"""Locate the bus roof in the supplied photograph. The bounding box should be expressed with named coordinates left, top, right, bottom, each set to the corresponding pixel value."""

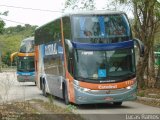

left=22, top=37, right=34, bottom=42
left=63, top=10, right=125, bottom=16
left=36, top=10, right=126, bottom=30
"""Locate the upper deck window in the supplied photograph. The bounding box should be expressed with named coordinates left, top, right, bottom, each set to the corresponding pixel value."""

left=72, top=14, right=131, bottom=43
left=19, top=40, right=34, bottom=53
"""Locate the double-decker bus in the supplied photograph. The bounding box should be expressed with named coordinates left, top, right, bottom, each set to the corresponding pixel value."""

left=17, top=37, right=35, bottom=83
left=35, top=10, right=144, bottom=105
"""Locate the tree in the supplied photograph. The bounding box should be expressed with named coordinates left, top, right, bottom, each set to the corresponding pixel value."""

left=132, top=0, right=160, bottom=88
left=2, top=51, right=12, bottom=66
left=0, top=11, right=8, bottom=34
left=0, top=11, right=7, bottom=71
left=0, top=20, right=5, bottom=34
left=65, top=0, right=95, bottom=10
left=112, top=0, right=160, bottom=88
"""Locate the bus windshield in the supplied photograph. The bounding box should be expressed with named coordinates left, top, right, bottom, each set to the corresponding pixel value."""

left=72, top=14, right=131, bottom=43
left=74, top=48, right=135, bottom=82
left=17, top=56, right=35, bottom=72
left=20, top=40, right=34, bottom=53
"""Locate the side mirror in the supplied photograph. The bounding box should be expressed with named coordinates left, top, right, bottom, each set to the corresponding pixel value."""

left=65, top=39, right=73, bottom=53
left=65, top=39, right=74, bottom=74
left=133, top=38, right=144, bottom=57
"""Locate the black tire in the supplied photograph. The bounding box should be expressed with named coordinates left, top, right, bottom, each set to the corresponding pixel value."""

left=42, top=80, right=47, bottom=97
left=34, top=81, right=37, bottom=86
left=63, top=86, right=69, bottom=105
left=113, top=102, right=122, bottom=106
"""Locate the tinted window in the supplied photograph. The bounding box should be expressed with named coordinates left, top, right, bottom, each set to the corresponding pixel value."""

left=17, top=56, right=35, bottom=72
left=35, top=19, right=61, bottom=45
left=63, top=17, right=71, bottom=40
left=72, top=14, right=131, bottom=43
left=74, top=48, right=135, bottom=82
left=19, top=40, right=34, bottom=53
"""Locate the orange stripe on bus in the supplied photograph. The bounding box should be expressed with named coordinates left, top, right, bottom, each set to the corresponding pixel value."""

left=18, top=52, right=34, bottom=57
left=60, top=18, right=75, bottom=103
left=35, top=46, right=39, bottom=88
left=66, top=70, right=75, bottom=103
left=79, top=79, right=136, bottom=90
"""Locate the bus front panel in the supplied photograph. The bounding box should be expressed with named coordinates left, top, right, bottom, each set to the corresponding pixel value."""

left=17, top=56, right=35, bottom=82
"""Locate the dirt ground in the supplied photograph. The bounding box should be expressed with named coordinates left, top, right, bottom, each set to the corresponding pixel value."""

left=137, top=88, right=160, bottom=107
left=0, top=100, right=83, bottom=120
left=137, top=88, right=160, bottom=99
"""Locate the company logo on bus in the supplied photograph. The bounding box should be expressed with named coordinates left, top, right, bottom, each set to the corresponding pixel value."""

left=45, top=43, right=63, bottom=56
left=98, top=85, right=117, bottom=89
left=45, top=43, right=57, bottom=55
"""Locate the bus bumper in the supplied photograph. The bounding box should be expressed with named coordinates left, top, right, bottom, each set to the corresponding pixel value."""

left=17, top=75, right=35, bottom=82
left=73, top=82, right=137, bottom=104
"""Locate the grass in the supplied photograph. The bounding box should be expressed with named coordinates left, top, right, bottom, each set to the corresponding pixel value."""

left=0, top=100, right=84, bottom=120
left=137, top=88, right=160, bottom=107
left=137, top=88, right=160, bottom=99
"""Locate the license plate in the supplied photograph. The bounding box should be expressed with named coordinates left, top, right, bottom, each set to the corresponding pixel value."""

left=24, top=76, right=29, bottom=80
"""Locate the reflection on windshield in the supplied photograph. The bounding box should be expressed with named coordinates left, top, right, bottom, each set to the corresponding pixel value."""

left=17, top=57, right=35, bottom=72
left=74, top=49, right=135, bottom=81
left=72, top=14, right=131, bottom=43
left=19, top=40, right=34, bottom=53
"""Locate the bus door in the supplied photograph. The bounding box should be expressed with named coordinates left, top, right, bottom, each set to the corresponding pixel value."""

left=44, top=42, right=64, bottom=98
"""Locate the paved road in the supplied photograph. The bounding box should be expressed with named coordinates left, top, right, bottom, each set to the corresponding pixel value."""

left=0, top=72, right=160, bottom=120
left=0, top=72, right=47, bottom=102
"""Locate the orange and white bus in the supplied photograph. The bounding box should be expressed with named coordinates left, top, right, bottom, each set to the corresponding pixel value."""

left=35, top=10, right=144, bottom=105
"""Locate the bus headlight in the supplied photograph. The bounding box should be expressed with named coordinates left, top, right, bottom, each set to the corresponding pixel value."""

left=73, top=80, right=79, bottom=86
left=126, top=83, right=136, bottom=90
left=126, top=86, right=131, bottom=89
left=74, top=84, right=91, bottom=92
left=73, top=80, right=91, bottom=92
left=83, top=88, right=91, bottom=92
left=78, top=87, right=91, bottom=92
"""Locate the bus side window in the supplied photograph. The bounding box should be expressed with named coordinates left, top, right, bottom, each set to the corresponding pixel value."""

left=54, top=32, right=60, bottom=40
left=63, top=17, right=72, bottom=40
left=79, top=17, right=94, bottom=37
left=53, top=19, right=61, bottom=41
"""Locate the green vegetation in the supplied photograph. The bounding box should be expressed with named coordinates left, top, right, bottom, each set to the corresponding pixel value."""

left=137, top=88, right=160, bottom=107
left=0, top=100, right=84, bottom=120
left=0, top=24, right=37, bottom=66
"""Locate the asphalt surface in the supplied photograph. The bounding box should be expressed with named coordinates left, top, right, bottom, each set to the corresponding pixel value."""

left=0, top=72, right=160, bottom=120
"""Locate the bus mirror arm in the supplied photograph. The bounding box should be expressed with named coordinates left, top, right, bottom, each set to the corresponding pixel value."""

left=69, top=58, right=74, bottom=74
left=133, top=38, right=144, bottom=57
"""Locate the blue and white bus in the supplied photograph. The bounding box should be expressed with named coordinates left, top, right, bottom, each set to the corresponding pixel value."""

left=17, top=37, right=35, bottom=83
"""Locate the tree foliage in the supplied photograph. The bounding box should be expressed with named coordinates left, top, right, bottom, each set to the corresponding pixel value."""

left=131, top=0, right=160, bottom=88
left=0, top=25, right=37, bottom=66
left=65, top=0, right=95, bottom=10
left=0, top=20, right=5, bottom=34
left=0, top=11, right=9, bottom=34
left=107, top=0, right=160, bottom=88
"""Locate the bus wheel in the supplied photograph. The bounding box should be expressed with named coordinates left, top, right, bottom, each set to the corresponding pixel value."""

left=34, top=81, right=37, bottom=86
left=113, top=102, right=122, bottom=106
left=42, top=80, right=47, bottom=97
left=63, top=86, right=69, bottom=105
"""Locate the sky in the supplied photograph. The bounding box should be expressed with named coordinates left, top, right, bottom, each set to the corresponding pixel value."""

left=0, top=0, right=65, bottom=27
left=0, top=0, right=130, bottom=27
